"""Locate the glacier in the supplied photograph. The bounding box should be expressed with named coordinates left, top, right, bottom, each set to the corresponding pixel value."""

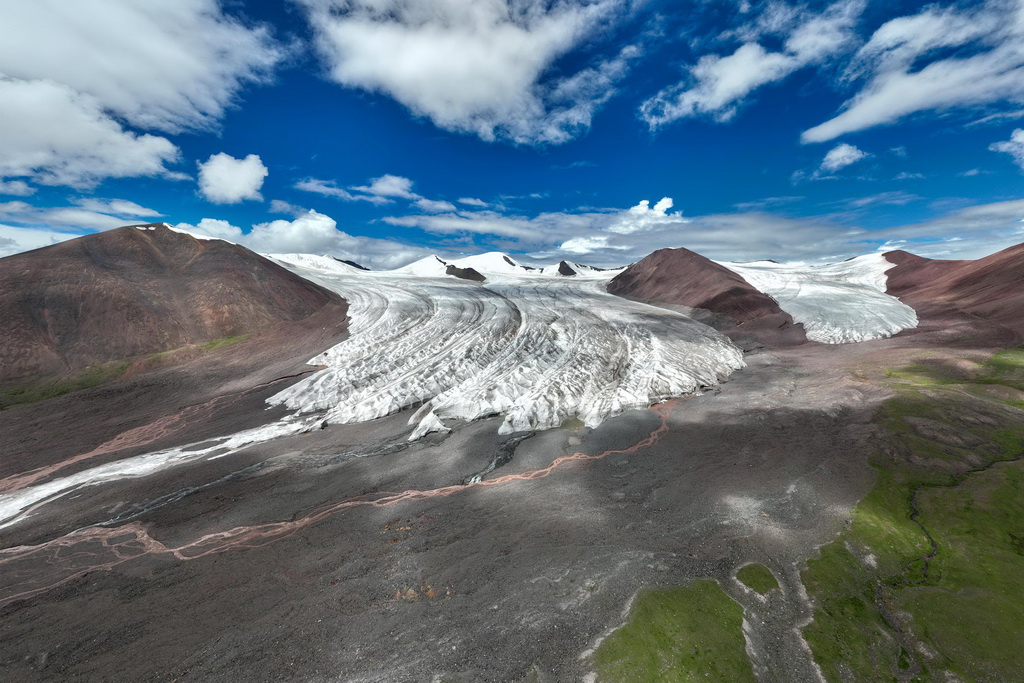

left=267, top=256, right=745, bottom=439
left=720, top=254, right=919, bottom=344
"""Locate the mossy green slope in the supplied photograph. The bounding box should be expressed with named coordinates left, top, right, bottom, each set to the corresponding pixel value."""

left=0, top=334, right=253, bottom=410
left=803, top=348, right=1024, bottom=681
left=736, top=563, right=779, bottom=595
left=0, top=361, right=129, bottom=410
left=592, top=581, right=755, bottom=682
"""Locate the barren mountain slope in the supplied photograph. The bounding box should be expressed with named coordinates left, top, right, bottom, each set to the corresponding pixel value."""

left=0, top=224, right=343, bottom=381
left=607, top=247, right=806, bottom=347
left=886, top=244, right=1024, bottom=337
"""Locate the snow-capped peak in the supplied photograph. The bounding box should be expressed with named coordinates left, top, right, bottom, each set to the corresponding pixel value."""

left=449, top=252, right=534, bottom=275
left=394, top=255, right=451, bottom=276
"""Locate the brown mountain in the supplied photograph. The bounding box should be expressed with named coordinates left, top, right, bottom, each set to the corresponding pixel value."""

left=0, top=223, right=346, bottom=382
left=607, top=247, right=806, bottom=347
left=885, top=243, right=1024, bottom=336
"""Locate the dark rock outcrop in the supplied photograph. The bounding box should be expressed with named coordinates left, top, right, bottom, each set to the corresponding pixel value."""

left=333, top=257, right=369, bottom=271
left=607, top=247, right=806, bottom=347
left=445, top=264, right=486, bottom=282
left=0, top=223, right=347, bottom=381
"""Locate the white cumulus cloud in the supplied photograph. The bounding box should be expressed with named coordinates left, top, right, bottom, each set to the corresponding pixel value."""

left=0, top=1, right=282, bottom=189
left=0, top=77, right=180, bottom=188
left=179, top=209, right=433, bottom=268
left=0, top=0, right=282, bottom=133
left=0, top=223, right=84, bottom=258
left=297, top=0, right=633, bottom=144
left=0, top=196, right=164, bottom=240
left=197, top=153, right=268, bottom=204
left=820, top=143, right=868, bottom=172
left=351, top=174, right=419, bottom=200
left=605, top=197, right=684, bottom=234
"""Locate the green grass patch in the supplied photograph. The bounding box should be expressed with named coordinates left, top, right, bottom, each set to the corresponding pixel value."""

left=883, top=362, right=958, bottom=386
left=736, top=563, right=779, bottom=595
left=199, top=333, right=251, bottom=350
left=978, top=346, right=1024, bottom=388
left=0, top=334, right=253, bottom=411
left=0, top=361, right=129, bottom=410
left=592, top=581, right=755, bottom=682
left=802, top=349, right=1024, bottom=680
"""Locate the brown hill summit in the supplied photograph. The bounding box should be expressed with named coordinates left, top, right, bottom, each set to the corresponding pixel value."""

left=607, top=247, right=806, bottom=347
left=885, top=243, right=1024, bottom=337
left=0, top=223, right=345, bottom=381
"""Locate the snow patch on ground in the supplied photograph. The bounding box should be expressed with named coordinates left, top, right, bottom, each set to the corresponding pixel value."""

left=269, top=267, right=745, bottom=439
left=721, top=254, right=918, bottom=344
left=0, top=416, right=314, bottom=530
left=166, top=224, right=238, bottom=245
left=267, top=253, right=366, bottom=275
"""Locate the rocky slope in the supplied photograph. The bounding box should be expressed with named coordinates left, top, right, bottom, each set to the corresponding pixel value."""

left=885, top=244, right=1024, bottom=337
left=607, top=247, right=806, bottom=347
left=0, top=223, right=345, bottom=382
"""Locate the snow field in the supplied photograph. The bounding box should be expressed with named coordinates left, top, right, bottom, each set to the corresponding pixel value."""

left=720, top=253, right=918, bottom=343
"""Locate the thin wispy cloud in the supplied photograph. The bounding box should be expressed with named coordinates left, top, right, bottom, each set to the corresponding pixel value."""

left=803, top=0, right=1024, bottom=142
left=641, top=0, right=864, bottom=127
left=990, top=128, right=1024, bottom=170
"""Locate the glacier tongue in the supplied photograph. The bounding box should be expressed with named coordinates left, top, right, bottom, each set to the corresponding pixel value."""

left=720, top=254, right=919, bottom=344
left=267, top=264, right=745, bottom=439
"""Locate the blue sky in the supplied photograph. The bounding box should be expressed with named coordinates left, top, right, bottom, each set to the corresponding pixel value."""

left=2, top=0, right=1024, bottom=268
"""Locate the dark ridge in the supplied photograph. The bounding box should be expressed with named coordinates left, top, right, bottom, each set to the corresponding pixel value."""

left=557, top=261, right=577, bottom=277
left=332, top=257, right=369, bottom=271
left=497, top=254, right=537, bottom=271
left=445, top=265, right=486, bottom=282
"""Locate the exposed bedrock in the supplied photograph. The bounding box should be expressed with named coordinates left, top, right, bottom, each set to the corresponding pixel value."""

left=444, top=264, right=486, bottom=282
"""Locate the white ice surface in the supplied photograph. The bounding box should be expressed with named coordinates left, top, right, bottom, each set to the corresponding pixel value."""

left=720, top=253, right=918, bottom=344
left=269, top=267, right=745, bottom=439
